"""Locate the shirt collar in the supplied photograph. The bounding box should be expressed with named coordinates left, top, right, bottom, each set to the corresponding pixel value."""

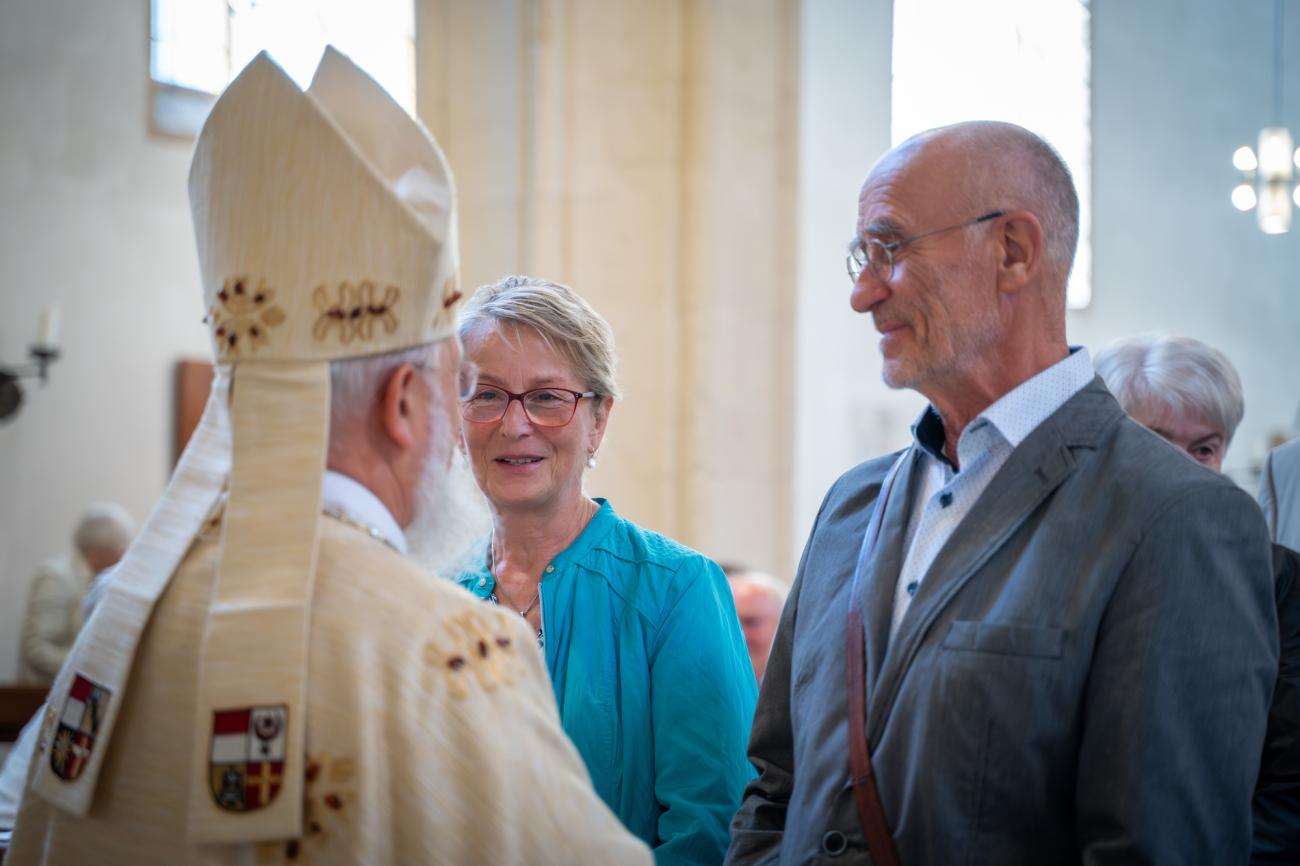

left=980, top=346, right=1094, bottom=448
left=911, top=346, right=1095, bottom=461
left=464, top=498, right=618, bottom=596
left=321, top=469, right=407, bottom=554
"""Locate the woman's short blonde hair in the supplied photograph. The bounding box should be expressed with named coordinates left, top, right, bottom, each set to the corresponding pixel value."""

left=458, top=275, right=621, bottom=400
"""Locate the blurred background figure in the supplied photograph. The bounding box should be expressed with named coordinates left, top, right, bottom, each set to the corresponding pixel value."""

left=722, top=564, right=788, bottom=683
left=18, top=502, right=134, bottom=684
left=1097, top=333, right=1300, bottom=862
left=1095, top=334, right=1243, bottom=473
left=1261, top=437, right=1300, bottom=553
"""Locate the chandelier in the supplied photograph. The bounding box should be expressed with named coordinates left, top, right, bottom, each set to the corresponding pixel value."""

left=1232, top=0, right=1300, bottom=234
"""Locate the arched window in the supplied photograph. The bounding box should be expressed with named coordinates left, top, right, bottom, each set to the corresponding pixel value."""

left=150, top=0, right=415, bottom=137
left=892, top=0, right=1092, bottom=308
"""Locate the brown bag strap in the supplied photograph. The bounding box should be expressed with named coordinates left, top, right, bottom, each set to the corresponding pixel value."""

left=847, top=603, right=901, bottom=866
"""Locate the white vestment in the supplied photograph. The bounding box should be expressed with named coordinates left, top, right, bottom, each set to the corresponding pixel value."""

left=8, top=509, right=651, bottom=865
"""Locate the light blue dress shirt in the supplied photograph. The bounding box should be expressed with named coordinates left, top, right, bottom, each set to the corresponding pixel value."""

left=892, top=348, right=1096, bottom=637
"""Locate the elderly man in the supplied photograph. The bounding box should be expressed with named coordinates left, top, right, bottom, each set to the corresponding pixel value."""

left=724, top=566, right=788, bottom=683
left=19, top=502, right=135, bottom=684
left=5, top=50, right=649, bottom=865
left=728, top=121, right=1277, bottom=865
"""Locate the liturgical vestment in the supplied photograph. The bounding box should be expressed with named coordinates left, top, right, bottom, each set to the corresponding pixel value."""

left=7, top=514, right=653, bottom=865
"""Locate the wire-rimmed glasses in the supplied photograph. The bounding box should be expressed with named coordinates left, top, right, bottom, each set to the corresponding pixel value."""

left=462, top=386, right=597, bottom=428
left=846, top=210, right=1004, bottom=283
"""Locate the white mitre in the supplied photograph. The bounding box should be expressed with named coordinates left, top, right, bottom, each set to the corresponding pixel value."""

left=30, top=47, right=463, bottom=845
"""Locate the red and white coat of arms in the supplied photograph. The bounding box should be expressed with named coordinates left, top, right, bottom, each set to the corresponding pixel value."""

left=208, top=705, right=288, bottom=812
left=49, top=673, right=111, bottom=782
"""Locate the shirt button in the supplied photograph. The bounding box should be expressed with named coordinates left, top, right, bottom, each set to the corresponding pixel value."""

left=939, top=492, right=953, bottom=508
left=906, top=581, right=918, bottom=597
left=545, top=565, right=555, bottom=573
left=477, top=577, right=487, bottom=587
left=821, top=829, right=847, bottom=856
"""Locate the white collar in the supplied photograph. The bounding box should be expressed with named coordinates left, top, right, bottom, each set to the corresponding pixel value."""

left=320, top=470, right=407, bottom=554
left=976, top=346, right=1095, bottom=448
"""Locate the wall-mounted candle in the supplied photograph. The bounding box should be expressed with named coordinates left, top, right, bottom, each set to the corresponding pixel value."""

left=35, top=304, right=60, bottom=351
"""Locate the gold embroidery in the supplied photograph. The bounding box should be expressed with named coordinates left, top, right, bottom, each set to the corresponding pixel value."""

left=312, top=281, right=400, bottom=344
left=256, top=753, right=356, bottom=864
left=207, top=277, right=286, bottom=355
left=422, top=611, right=522, bottom=698
left=441, top=272, right=462, bottom=310
left=37, top=704, right=57, bottom=753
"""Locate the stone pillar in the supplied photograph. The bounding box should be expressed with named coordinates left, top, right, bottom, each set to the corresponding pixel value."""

left=416, top=0, right=798, bottom=576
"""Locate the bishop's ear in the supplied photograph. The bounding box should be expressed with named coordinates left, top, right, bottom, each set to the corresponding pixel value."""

left=995, top=209, right=1045, bottom=293
left=380, top=362, right=421, bottom=451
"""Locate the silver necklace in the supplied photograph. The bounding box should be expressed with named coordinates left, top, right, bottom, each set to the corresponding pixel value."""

left=486, top=543, right=541, bottom=617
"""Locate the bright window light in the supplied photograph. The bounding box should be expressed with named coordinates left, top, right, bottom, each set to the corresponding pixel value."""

left=892, top=0, right=1092, bottom=309
left=150, top=0, right=415, bottom=135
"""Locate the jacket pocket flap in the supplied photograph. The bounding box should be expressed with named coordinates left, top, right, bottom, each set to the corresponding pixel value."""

left=942, top=621, right=1064, bottom=659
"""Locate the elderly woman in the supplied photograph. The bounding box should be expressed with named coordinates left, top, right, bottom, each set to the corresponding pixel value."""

left=454, top=275, right=757, bottom=864
left=1097, top=333, right=1300, bottom=859
left=1095, top=333, right=1243, bottom=471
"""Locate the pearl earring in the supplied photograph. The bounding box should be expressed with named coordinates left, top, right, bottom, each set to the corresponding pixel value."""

left=586, top=452, right=597, bottom=469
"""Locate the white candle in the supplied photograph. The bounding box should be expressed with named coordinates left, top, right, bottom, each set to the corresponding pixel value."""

left=36, top=304, right=60, bottom=350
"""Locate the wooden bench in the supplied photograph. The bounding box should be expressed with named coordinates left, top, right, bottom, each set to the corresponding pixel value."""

left=0, top=684, right=47, bottom=743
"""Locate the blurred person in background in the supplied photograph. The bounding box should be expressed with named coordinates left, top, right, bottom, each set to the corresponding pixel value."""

left=19, top=502, right=135, bottom=684
left=1097, top=332, right=1300, bottom=863
left=1261, top=437, right=1300, bottom=553
left=455, top=275, right=757, bottom=865
left=721, top=564, right=788, bottom=683
left=1094, top=333, right=1242, bottom=473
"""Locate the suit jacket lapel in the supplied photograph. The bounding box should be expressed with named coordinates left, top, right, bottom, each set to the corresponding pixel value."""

left=864, top=382, right=1122, bottom=743
left=854, top=448, right=923, bottom=701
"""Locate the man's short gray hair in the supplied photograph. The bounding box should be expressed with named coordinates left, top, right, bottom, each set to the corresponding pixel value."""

left=458, top=275, right=621, bottom=400
left=1096, top=334, right=1245, bottom=444
left=328, top=341, right=446, bottom=432
left=905, top=122, right=1078, bottom=284
left=73, top=502, right=136, bottom=555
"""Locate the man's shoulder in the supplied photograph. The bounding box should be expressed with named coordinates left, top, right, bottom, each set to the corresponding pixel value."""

left=313, top=517, right=539, bottom=690
left=1103, top=414, right=1245, bottom=500
left=1270, top=438, right=1300, bottom=479
left=31, top=550, right=78, bottom=582
left=314, top=516, right=484, bottom=617
left=817, top=450, right=907, bottom=518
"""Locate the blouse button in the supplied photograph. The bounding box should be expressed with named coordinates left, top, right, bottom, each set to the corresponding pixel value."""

left=478, top=577, right=487, bottom=587
left=545, top=565, right=555, bottom=573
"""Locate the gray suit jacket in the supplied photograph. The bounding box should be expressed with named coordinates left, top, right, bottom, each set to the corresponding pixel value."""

left=1260, top=438, right=1300, bottom=553
left=728, top=380, right=1277, bottom=865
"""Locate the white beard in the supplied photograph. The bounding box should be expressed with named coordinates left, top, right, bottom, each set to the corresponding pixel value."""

left=405, top=413, right=490, bottom=578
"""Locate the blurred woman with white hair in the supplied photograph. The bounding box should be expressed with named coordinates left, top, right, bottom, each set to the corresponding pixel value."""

left=1097, top=333, right=1300, bottom=860
left=1095, top=333, right=1244, bottom=472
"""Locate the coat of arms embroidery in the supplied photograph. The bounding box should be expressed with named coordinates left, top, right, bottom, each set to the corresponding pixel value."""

left=49, top=673, right=111, bottom=782
left=209, top=705, right=288, bottom=812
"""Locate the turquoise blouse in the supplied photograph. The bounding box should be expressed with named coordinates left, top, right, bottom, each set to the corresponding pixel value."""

left=456, top=499, right=757, bottom=865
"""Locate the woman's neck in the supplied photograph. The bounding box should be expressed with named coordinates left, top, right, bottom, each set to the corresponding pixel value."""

left=490, top=494, right=598, bottom=580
